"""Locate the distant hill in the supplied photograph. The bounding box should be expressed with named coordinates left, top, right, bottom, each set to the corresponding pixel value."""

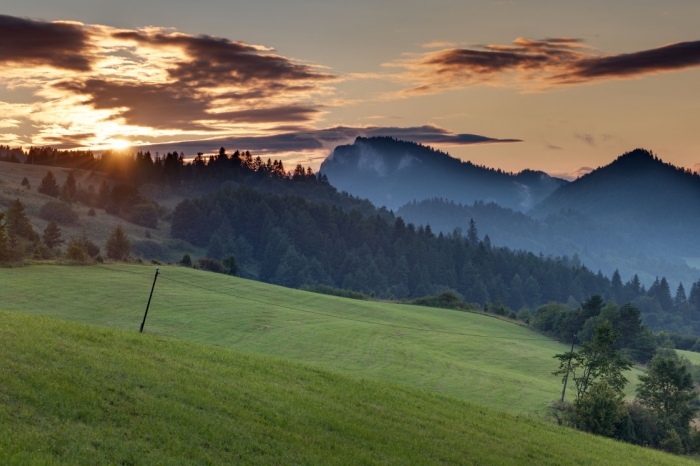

left=397, top=198, right=699, bottom=288
left=531, top=149, right=700, bottom=258
left=319, top=137, right=567, bottom=211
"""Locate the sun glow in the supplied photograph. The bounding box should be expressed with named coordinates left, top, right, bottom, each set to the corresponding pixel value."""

left=110, top=139, right=131, bottom=150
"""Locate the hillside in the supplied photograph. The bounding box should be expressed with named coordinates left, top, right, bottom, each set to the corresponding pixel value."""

left=0, top=162, right=202, bottom=262
left=319, top=137, right=567, bottom=211
left=0, top=263, right=644, bottom=414
left=396, top=198, right=700, bottom=288
left=531, top=149, right=700, bottom=259
left=1, top=311, right=688, bottom=465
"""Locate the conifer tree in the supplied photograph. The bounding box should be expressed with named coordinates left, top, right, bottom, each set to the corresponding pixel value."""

left=60, top=172, right=77, bottom=202
left=658, top=277, right=673, bottom=311
left=467, top=218, right=479, bottom=245
left=42, top=220, right=63, bottom=249
left=106, top=225, right=131, bottom=260
left=611, top=269, right=623, bottom=303
left=6, top=199, right=39, bottom=242
left=37, top=171, right=60, bottom=197
left=674, top=283, right=687, bottom=308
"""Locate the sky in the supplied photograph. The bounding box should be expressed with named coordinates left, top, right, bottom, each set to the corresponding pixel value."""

left=1, top=0, right=699, bottom=178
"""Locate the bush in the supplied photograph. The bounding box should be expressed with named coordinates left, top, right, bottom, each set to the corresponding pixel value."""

left=180, top=253, right=192, bottom=267
left=95, top=254, right=104, bottom=263
left=661, top=429, right=684, bottom=454
left=66, top=237, right=89, bottom=263
left=223, top=254, right=239, bottom=276
left=39, top=201, right=79, bottom=224
left=131, top=240, right=167, bottom=261
left=196, top=257, right=225, bottom=274
left=21, top=177, right=30, bottom=189
left=151, top=258, right=161, bottom=265
left=87, top=208, right=96, bottom=217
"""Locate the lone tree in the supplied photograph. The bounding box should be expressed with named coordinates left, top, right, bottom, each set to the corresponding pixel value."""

left=554, top=320, right=632, bottom=402
left=106, top=225, right=131, bottom=261
left=42, top=220, right=64, bottom=249
left=223, top=253, right=239, bottom=276
left=38, top=171, right=60, bottom=197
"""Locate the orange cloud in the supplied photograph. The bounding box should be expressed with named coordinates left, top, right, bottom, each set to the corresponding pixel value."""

left=0, top=15, right=335, bottom=149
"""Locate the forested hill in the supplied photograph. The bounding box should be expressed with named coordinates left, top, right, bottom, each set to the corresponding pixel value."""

left=396, top=198, right=700, bottom=289
left=531, top=149, right=700, bottom=257
left=319, top=137, right=567, bottom=211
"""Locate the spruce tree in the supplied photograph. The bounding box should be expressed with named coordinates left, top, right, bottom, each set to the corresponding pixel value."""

left=106, top=225, right=131, bottom=261
left=674, top=283, right=687, bottom=308
left=611, top=269, right=623, bottom=303
left=60, top=172, right=77, bottom=202
left=6, top=199, right=39, bottom=242
left=42, top=220, right=64, bottom=249
left=658, top=277, right=673, bottom=311
left=37, top=171, right=60, bottom=197
left=467, top=218, right=479, bottom=245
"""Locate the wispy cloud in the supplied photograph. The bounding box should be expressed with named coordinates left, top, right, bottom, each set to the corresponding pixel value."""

left=386, top=37, right=700, bottom=95
left=575, top=133, right=596, bottom=147
left=547, top=166, right=594, bottom=181
left=137, top=124, right=522, bottom=156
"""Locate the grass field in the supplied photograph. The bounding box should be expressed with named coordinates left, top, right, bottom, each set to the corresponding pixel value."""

left=0, top=263, right=643, bottom=414
left=678, top=350, right=700, bottom=365
left=0, top=311, right=691, bottom=465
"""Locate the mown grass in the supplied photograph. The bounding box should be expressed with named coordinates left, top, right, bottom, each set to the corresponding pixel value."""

left=0, top=311, right=692, bottom=465
left=0, top=264, right=642, bottom=413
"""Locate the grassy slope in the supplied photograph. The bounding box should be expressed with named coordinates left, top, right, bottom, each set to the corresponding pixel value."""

left=0, top=311, right=690, bottom=466
left=678, top=350, right=700, bottom=365
left=0, top=162, right=199, bottom=261
left=0, top=264, right=642, bottom=414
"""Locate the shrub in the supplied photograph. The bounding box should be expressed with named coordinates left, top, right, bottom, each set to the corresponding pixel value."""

left=151, top=258, right=161, bottom=265
left=87, top=208, right=96, bottom=217
left=197, top=257, right=225, bottom=274
left=21, top=177, right=30, bottom=189
left=66, top=237, right=89, bottom=263
left=95, top=254, right=104, bottom=263
left=39, top=201, right=79, bottom=224
left=180, top=253, right=192, bottom=267
left=661, top=429, right=684, bottom=454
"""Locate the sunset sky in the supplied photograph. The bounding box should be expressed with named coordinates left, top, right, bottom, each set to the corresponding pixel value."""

left=1, top=0, right=699, bottom=178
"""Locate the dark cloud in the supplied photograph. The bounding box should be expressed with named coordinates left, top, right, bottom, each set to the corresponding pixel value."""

left=137, top=124, right=521, bottom=155
left=56, top=79, right=318, bottom=131
left=113, top=30, right=334, bottom=89
left=558, top=40, right=700, bottom=82
left=0, top=15, right=92, bottom=71
left=406, top=37, right=700, bottom=91
left=575, top=133, right=596, bottom=147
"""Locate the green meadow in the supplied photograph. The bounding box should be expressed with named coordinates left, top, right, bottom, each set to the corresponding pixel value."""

left=0, top=263, right=642, bottom=414
left=0, top=311, right=691, bottom=465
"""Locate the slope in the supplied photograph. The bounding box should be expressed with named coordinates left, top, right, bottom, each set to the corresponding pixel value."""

left=0, top=263, right=642, bottom=414
left=0, top=311, right=691, bottom=466
left=319, top=137, right=566, bottom=211
left=531, top=149, right=700, bottom=260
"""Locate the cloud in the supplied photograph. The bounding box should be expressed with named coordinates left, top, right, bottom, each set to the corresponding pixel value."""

left=0, top=15, right=334, bottom=148
left=0, top=15, right=93, bottom=71
left=575, top=133, right=596, bottom=147
left=546, top=143, right=563, bottom=150
left=547, top=166, right=594, bottom=181
left=389, top=37, right=700, bottom=94
left=136, top=124, right=521, bottom=156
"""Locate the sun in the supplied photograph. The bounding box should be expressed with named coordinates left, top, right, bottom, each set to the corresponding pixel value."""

left=111, top=139, right=131, bottom=150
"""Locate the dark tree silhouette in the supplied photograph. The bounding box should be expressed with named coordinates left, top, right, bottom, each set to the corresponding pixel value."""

left=42, top=220, right=63, bottom=249
left=38, top=171, right=60, bottom=198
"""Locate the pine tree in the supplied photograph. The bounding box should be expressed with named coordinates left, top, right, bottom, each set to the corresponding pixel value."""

left=467, top=218, right=479, bottom=245
left=60, top=172, right=77, bottom=202
left=689, top=281, right=700, bottom=312
left=106, top=225, right=131, bottom=260
left=42, top=220, right=63, bottom=249
left=6, top=199, right=39, bottom=242
left=611, top=269, right=623, bottom=303
left=674, top=283, right=687, bottom=309
left=37, top=171, right=60, bottom=197
left=658, top=277, right=673, bottom=311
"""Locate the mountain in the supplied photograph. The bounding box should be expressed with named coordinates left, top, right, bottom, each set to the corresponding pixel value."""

left=531, top=149, right=700, bottom=258
left=319, top=137, right=567, bottom=211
